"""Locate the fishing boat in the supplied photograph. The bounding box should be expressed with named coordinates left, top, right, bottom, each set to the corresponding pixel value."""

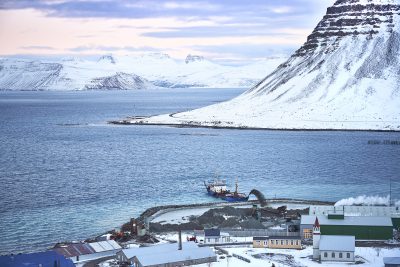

left=204, top=178, right=248, bottom=202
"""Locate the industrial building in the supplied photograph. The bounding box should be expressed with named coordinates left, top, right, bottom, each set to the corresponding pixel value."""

left=301, top=214, right=393, bottom=240
left=53, top=240, right=121, bottom=264
left=253, top=236, right=302, bottom=249
left=309, top=205, right=400, bottom=229
left=117, top=242, right=216, bottom=267
left=0, top=251, right=75, bottom=267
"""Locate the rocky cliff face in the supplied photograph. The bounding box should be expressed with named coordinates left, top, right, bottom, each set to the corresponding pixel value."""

left=249, top=0, right=400, bottom=98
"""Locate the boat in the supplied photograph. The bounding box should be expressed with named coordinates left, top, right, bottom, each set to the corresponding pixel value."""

left=204, top=178, right=249, bottom=202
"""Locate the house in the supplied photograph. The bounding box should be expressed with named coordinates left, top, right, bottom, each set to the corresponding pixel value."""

left=53, top=240, right=121, bottom=264
left=313, top=217, right=355, bottom=262
left=301, top=214, right=393, bottom=240
left=117, top=242, right=216, bottom=267
left=0, top=251, right=75, bottom=267
left=384, top=257, right=400, bottom=267
left=253, top=236, right=269, bottom=248
left=203, top=229, right=230, bottom=244
left=252, top=236, right=302, bottom=249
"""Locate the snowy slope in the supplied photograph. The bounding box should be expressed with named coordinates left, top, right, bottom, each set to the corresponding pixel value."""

left=134, top=0, right=400, bottom=131
left=0, top=53, right=286, bottom=90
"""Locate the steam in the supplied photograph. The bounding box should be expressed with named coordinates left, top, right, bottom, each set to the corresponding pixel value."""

left=335, top=195, right=399, bottom=206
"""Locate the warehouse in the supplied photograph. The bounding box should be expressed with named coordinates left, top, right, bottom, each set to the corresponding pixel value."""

left=309, top=205, right=400, bottom=229
left=117, top=242, right=216, bottom=267
left=54, top=240, right=122, bottom=264
left=301, top=215, right=393, bottom=240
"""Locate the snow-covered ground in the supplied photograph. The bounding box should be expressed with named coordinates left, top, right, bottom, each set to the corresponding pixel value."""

left=97, top=242, right=400, bottom=267
left=196, top=246, right=400, bottom=267
left=150, top=202, right=309, bottom=225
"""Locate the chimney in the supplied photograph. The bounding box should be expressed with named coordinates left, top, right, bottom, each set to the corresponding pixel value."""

left=178, top=230, right=182, bottom=250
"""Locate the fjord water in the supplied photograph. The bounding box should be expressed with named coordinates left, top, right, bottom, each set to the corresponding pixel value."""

left=0, top=88, right=399, bottom=254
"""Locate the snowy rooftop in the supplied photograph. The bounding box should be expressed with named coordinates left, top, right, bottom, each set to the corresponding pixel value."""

left=301, top=215, right=393, bottom=227
left=121, top=242, right=198, bottom=260
left=383, top=257, right=400, bottom=264
left=319, top=235, right=355, bottom=252
left=136, top=246, right=216, bottom=266
left=309, top=205, right=400, bottom=217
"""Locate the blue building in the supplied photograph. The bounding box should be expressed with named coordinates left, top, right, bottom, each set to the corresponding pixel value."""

left=0, top=251, right=75, bottom=267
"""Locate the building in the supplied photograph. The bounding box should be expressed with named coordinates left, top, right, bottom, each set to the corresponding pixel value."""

left=301, top=214, right=393, bottom=240
left=117, top=242, right=217, bottom=267
left=252, top=236, right=301, bottom=249
left=309, top=205, right=400, bottom=229
left=384, top=257, right=400, bottom=267
left=253, top=236, right=269, bottom=248
left=54, top=240, right=121, bottom=264
left=0, top=251, right=75, bottom=267
left=313, top=217, right=355, bottom=262
left=203, top=229, right=230, bottom=244
left=319, top=235, right=355, bottom=262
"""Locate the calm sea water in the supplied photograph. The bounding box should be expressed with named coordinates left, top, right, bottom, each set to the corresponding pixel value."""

left=0, top=88, right=399, bottom=254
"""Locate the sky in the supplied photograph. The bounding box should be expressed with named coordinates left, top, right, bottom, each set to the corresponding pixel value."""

left=0, top=0, right=335, bottom=64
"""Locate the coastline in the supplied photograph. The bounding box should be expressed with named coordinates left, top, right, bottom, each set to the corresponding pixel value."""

left=108, top=119, right=400, bottom=133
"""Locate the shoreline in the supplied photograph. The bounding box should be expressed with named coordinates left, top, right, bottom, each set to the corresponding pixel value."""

left=108, top=119, right=400, bottom=133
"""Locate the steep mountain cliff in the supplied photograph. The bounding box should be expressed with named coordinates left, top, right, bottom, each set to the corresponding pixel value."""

left=137, top=0, right=400, bottom=130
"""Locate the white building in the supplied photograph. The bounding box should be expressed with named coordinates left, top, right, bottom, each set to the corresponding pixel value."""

left=312, top=217, right=355, bottom=262
left=202, top=229, right=230, bottom=244
left=319, top=235, right=355, bottom=262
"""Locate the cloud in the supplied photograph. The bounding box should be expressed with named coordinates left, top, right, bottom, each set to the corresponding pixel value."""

left=69, top=45, right=159, bottom=52
left=0, top=0, right=336, bottom=63
left=21, top=45, right=55, bottom=50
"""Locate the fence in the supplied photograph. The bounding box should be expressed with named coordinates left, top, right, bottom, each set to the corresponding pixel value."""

left=220, top=228, right=300, bottom=237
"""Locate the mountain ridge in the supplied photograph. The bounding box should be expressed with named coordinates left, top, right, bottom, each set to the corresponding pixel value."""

left=0, top=53, right=287, bottom=90
left=130, top=0, right=400, bottom=131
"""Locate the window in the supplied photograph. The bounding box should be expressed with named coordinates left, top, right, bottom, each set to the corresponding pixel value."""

left=324, top=252, right=328, bottom=258
left=286, top=240, right=289, bottom=245
left=271, top=240, right=274, bottom=245
left=339, top=253, right=342, bottom=258
left=332, top=252, right=335, bottom=258
left=347, top=253, right=350, bottom=258
left=281, top=240, right=284, bottom=245
left=303, top=229, right=313, bottom=239
left=291, top=240, right=293, bottom=245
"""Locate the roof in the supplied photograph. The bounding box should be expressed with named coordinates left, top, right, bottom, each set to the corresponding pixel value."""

left=301, top=215, right=393, bottom=227
left=319, top=235, right=355, bottom=252
left=384, top=257, right=400, bottom=264
left=204, top=229, right=220, bottom=237
left=268, top=236, right=301, bottom=240
left=253, top=236, right=268, bottom=241
left=121, top=242, right=198, bottom=260
left=314, top=217, right=320, bottom=228
left=89, top=240, right=121, bottom=252
left=136, top=246, right=215, bottom=266
left=54, top=240, right=121, bottom=258
left=0, top=251, right=75, bottom=267
left=309, top=205, right=400, bottom=218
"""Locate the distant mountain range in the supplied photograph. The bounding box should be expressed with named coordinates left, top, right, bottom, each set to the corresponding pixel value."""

left=128, top=0, right=400, bottom=131
left=0, top=53, right=286, bottom=90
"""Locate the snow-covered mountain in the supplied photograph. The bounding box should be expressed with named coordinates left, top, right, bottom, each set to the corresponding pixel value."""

left=134, top=0, right=400, bottom=131
left=0, top=53, right=286, bottom=90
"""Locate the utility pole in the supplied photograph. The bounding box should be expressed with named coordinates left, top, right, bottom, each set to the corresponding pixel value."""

left=389, top=176, right=392, bottom=207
